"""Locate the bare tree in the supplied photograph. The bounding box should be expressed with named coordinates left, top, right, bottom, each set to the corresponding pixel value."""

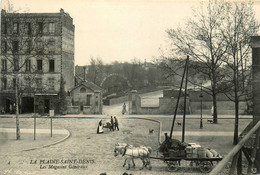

left=165, top=0, right=228, bottom=123
left=86, top=57, right=104, bottom=85
left=1, top=10, right=50, bottom=139
left=220, top=1, right=259, bottom=144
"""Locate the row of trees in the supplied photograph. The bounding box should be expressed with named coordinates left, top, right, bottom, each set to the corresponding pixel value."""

left=161, top=0, right=259, bottom=144
left=84, top=57, right=169, bottom=97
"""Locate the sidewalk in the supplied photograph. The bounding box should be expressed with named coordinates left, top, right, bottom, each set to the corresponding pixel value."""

left=0, top=128, right=69, bottom=135
left=0, top=127, right=70, bottom=154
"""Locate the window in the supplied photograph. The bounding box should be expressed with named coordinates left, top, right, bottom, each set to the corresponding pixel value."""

left=13, top=22, right=19, bottom=34
left=49, top=23, right=55, bottom=34
left=1, top=78, right=7, bottom=90
left=48, top=40, right=55, bottom=46
left=14, top=59, right=19, bottom=72
left=25, top=22, right=31, bottom=34
left=1, top=41, right=7, bottom=54
left=12, top=41, right=19, bottom=53
left=13, top=78, right=16, bottom=90
left=25, top=59, right=31, bottom=72
left=2, top=22, right=7, bottom=34
left=36, top=40, right=43, bottom=54
left=48, top=39, right=55, bottom=53
left=49, top=60, right=54, bottom=72
left=80, top=87, right=86, bottom=93
left=48, top=78, right=55, bottom=90
left=86, top=94, right=91, bottom=106
left=37, top=60, right=42, bottom=71
left=35, top=78, right=42, bottom=89
left=26, top=40, right=31, bottom=54
left=2, top=59, right=7, bottom=72
left=37, top=22, right=43, bottom=34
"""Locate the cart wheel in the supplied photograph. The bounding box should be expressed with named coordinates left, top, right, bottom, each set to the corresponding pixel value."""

left=199, top=161, right=212, bottom=173
left=252, top=164, right=257, bottom=174
left=167, top=161, right=179, bottom=172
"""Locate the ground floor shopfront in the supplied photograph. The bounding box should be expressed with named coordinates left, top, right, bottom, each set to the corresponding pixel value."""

left=0, top=92, right=58, bottom=114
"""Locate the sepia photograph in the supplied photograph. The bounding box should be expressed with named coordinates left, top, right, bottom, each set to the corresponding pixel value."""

left=0, top=0, right=260, bottom=174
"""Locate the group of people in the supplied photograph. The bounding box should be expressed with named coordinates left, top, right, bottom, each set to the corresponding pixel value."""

left=97, top=116, right=119, bottom=134
left=110, top=116, right=119, bottom=131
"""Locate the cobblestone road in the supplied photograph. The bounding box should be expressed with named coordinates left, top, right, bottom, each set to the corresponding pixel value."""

left=0, top=115, right=251, bottom=175
left=0, top=117, right=179, bottom=175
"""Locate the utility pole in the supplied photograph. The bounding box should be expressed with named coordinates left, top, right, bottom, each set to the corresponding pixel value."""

left=200, top=83, right=203, bottom=129
left=170, top=55, right=189, bottom=140
left=182, top=56, right=189, bottom=142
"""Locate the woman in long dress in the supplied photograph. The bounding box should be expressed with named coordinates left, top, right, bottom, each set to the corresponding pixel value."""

left=97, top=120, right=104, bottom=134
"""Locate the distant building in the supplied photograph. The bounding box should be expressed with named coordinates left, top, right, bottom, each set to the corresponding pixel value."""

left=68, top=81, right=103, bottom=114
left=0, top=9, right=75, bottom=114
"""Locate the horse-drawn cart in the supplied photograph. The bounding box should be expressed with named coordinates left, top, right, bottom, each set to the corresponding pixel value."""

left=150, top=154, right=222, bottom=173
left=151, top=139, right=223, bottom=173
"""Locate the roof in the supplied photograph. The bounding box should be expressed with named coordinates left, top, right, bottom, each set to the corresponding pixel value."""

left=71, top=81, right=102, bottom=92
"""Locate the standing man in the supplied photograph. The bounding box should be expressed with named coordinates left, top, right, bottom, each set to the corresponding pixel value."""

left=114, top=116, right=119, bottom=131
left=110, top=116, right=114, bottom=131
left=211, top=105, right=214, bottom=118
left=122, top=103, right=127, bottom=114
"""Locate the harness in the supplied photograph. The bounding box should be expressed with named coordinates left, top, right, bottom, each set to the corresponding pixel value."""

left=122, top=146, right=127, bottom=156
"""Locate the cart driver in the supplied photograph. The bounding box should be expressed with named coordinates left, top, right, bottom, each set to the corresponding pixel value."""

left=164, top=133, right=170, bottom=143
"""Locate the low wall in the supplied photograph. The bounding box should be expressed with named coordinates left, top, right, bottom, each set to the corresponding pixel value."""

left=191, top=101, right=248, bottom=115
left=159, top=97, right=190, bottom=114
left=83, top=106, right=92, bottom=114
left=133, top=96, right=248, bottom=115
left=137, top=107, right=160, bottom=114
left=67, top=106, right=80, bottom=114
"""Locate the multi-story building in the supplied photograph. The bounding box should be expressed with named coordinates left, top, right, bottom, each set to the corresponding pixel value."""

left=0, top=9, right=74, bottom=114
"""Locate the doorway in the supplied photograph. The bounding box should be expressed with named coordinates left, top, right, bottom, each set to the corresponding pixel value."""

left=44, top=99, right=50, bottom=113
left=21, top=97, right=34, bottom=113
left=80, top=104, right=83, bottom=111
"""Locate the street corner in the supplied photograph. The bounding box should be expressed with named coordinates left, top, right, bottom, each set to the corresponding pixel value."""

left=0, top=128, right=70, bottom=155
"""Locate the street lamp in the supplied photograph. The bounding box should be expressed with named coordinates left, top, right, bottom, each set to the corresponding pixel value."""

left=199, top=83, right=203, bottom=129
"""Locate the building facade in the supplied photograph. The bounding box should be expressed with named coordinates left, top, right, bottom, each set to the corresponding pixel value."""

left=0, top=9, right=74, bottom=114
left=68, top=81, right=103, bottom=114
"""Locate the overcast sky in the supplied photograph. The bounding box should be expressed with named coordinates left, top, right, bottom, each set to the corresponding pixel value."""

left=2, top=0, right=260, bottom=65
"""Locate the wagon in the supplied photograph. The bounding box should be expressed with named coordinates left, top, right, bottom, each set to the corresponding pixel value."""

left=150, top=153, right=223, bottom=173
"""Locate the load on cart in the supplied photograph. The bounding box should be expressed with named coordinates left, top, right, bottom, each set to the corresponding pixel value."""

left=157, top=133, right=222, bottom=172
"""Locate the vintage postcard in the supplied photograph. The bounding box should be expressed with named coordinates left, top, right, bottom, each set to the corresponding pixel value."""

left=0, top=0, right=260, bottom=175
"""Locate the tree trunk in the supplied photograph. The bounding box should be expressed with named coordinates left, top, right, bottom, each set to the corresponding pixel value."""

left=212, top=92, right=218, bottom=124
left=211, top=63, right=218, bottom=124
left=233, top=96, right=239, bottom=145
left=233, top=48, right=239, bottom=145
left=15, top=74, right=20, bottom=140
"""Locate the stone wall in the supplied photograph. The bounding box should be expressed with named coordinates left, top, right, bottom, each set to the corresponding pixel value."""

left=67, top=106, right=80, bottom=114
left=129, top=90, right=249, bottom=115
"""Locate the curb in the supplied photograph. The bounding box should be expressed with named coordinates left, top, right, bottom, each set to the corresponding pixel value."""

left=1, top=128, right=71, bottom=155
left=22, top=128, right=71, bottom=152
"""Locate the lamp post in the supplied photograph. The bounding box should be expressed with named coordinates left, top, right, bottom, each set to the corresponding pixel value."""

left=199, top=83, right=203, bottom=129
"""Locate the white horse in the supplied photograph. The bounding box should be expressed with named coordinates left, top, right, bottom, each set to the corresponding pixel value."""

left=114, top=143, right=152, bottom=170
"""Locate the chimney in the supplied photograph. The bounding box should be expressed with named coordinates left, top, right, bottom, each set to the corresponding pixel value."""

left=83, top=66, right=86, bottom=81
